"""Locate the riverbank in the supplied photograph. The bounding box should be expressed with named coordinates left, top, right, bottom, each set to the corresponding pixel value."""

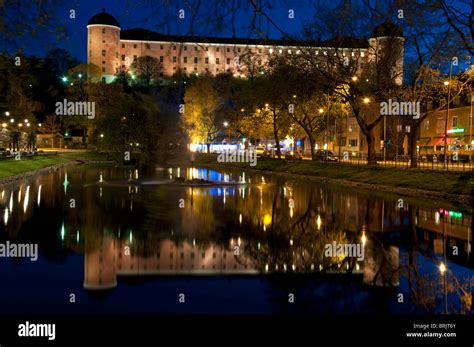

left=194, top=154, right=474, bottom=204
left=0, top=152, right=115, bottom=184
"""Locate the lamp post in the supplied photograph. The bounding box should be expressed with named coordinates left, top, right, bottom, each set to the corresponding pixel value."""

left=443, top=59, right=454, bottom=170
left=326, top=93, right=330, bottom=161
left=223, top=121, right=229, bottom=144
left=470, top=94, right=473, bottom=165
left=383, top=113, right=387, bottom=162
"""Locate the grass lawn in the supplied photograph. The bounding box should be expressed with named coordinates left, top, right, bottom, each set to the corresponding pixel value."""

left=0, top=152, right=114, bottom=179
left=196, top=153, right=474, bottom=197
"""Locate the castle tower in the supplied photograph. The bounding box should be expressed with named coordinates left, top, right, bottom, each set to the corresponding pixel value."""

left=83, top=234, right=117, bottom=290
left=87, top=9, right=121, bottom=83
left=368, top=20, right=404, bottom=86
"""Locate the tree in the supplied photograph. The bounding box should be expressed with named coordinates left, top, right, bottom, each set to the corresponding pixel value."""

left=182, top=74, right=222, bottom=152
left=438, top=0, right=474, bottom=56
left=267, top=56, right=347, bottom=160
left=130, top=56, right=162, bottom=87
left=253, top=67, right=293, bottom=158
left=8, top=130, right=21, bottom=151
left=26, top=130, right=36, bottom=151
left=61, top=63, right=103, bottom=145
left=217, top=76, right=271, bottom=148
left=42, top=114, right=60, bottom=148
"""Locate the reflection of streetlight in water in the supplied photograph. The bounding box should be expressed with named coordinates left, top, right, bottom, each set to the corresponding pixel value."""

left=440, top=261, right=448, bottom=314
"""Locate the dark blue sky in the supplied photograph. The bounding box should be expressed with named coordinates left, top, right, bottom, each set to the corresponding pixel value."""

left=20, top=0, right=317, bottom=62
left=3, top=0, right=470, bottom=75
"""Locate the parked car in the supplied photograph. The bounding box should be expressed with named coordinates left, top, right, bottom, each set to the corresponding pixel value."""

left=285, top=150, right=303, bottom=160
left=315, top=149, right=337, bottom=162
left=255, top=145, right=266, bottom=155
left=0, top=148, right=11, bottom=158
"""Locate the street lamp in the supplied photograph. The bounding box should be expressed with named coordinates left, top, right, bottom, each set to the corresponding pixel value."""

left=223, top=122, right=230, bottom=144
left=469, top=94, right=473, bottom=165
left=352, top=76, right=358, bottom=82
left=5, top=111, right=9, bottom=116
left=443, top=59, right=454, bottom=170
left=363, top=97, right=371, bottom=104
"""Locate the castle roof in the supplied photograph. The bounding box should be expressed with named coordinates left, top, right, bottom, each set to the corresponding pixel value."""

left=88, top=9, right=120, bottom=27
left=371, top=20, right=403, bottom=38
left=120, top=28, right=368, bottom=48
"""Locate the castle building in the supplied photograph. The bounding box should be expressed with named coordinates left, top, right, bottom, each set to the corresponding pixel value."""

left=87, top=10, right=404, bottom=84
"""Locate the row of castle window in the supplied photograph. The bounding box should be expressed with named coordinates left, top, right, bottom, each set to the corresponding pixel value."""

left=111, top=54, right=261, bottom=66
left=119, top=43, right=253, bottom=53
left=98, top=47, right=362, bottom=60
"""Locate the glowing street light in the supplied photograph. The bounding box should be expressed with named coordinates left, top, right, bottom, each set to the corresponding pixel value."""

left=5, top=111, right=9, bottom=116
left=363, top=97, right=371, bottom=104
left=223, top=122, right=229, bottom=127
left=10, top=118, right=14, bottom=123
left=351, top=76, right=358, bottom=82
left=439, top=262, right=446, bottom=274
left=318, top=108, right=324, bottom=114
left=443, top=81, right=449, bottom=86
left=1, top=123, right=7, bottom=128
left=61, top=76, right=68, bottom=83
left=361, top=232, right=367, bottom=246
left=100, top=134, right=104, bottom=138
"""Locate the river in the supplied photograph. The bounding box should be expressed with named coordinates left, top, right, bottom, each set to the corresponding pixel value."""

left=0, top=164, right=472, bottom=315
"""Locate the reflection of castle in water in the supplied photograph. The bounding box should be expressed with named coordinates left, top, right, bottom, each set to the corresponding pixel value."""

left=84, top=237, right=257, bottom=290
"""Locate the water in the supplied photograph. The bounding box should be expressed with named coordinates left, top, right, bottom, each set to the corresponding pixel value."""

left=0, top=164, right=472, bottom=315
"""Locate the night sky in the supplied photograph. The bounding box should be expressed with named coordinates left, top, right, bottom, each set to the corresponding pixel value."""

left=10, top=0, right=316, bottom=62
left=3, top=0, right=470, bottom=73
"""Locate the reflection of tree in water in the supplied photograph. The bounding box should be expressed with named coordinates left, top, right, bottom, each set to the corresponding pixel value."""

left=243, top=186, right=353, bottom=273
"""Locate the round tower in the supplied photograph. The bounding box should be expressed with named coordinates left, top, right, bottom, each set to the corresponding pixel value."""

left=368, top=20, right=404, bottom=85
left=87, top=9, right=121, bottom=83
left=84, top=234, right=117, bottom=290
